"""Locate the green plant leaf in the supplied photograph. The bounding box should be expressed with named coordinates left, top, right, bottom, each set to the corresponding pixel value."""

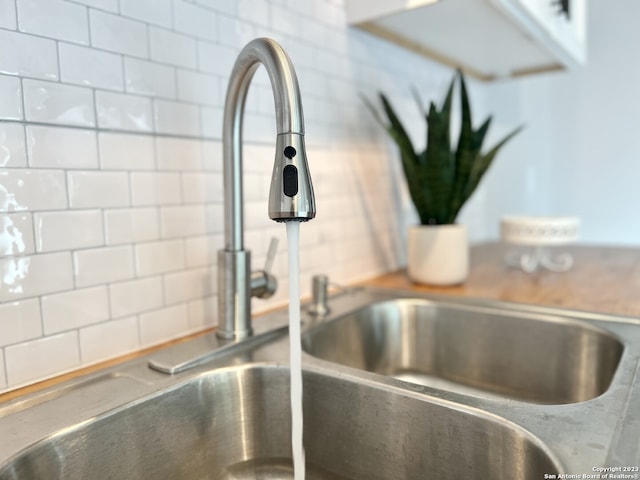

left=411, top=86, right=427, bottom=117
left=462, top=125, right=524, bottom=208
left=440, top=76, right=455, bottom=133
left=379, top=94, right=415, bottom=154
left=361, top=70, right=522, bottom=226
left=449, top=116, right=493, bottom=222
left=424, top=80, right=455, bottom=224
left=361, top=93, right=431, bottom=224
left=449, top=71, right=474, bottom=223
left=360, top=94, right=388, bottom=129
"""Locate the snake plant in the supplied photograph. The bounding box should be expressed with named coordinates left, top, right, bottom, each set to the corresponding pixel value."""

left=365, top=70, right=522, bottom=225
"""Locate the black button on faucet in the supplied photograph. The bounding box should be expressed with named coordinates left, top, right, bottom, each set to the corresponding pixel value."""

left=284, top=146, right=296, bottom=159
left=283, top=164, right=298, bottom=197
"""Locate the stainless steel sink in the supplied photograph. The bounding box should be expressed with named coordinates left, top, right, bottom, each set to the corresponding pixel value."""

left=0, top=365, right=560, bottom=480
left=302, top=297, right=624, bottom=404
left=1, top=287, right=640, bottom=478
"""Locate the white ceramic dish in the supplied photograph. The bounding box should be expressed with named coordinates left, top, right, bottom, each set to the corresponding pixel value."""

left=500, top=216, right=580, bottom=246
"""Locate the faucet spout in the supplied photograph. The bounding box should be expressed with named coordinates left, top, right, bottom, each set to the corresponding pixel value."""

left=218, top=38, right=316, bottom=340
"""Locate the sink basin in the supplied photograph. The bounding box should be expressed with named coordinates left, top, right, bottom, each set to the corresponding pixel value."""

left=302, top=298, right=624, bottom=404
left=3, top=288, right=639, bottom=478
left=0, top=365, right=560, bottom=479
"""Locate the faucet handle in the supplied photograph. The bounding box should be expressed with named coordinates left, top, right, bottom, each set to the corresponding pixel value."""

left=250, top=237, right=278, bottom=299
left=264, top=236, right=278, bottom=273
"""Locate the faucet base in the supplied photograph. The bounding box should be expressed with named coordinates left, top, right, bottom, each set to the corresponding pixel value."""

left=217, top=250, right=252, bottom=340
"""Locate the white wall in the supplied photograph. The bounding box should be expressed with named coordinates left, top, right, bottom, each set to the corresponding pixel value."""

left=0, top=0, right=473, bottom=392
left=482, top=0, right=640, bottom=245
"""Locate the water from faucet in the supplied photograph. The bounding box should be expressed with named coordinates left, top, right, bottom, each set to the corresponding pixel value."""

left=286, top=221, right=305, bottom=480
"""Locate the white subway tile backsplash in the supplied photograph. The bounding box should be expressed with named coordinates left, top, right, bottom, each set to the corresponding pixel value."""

left=0, top=170, right=67, bottom=212
left=154, top=99, right=200, bottom=136
left=23, top=79, right=95, bottom=127
left=240, top=144, right=272, bottom=176
left=0, top=75, right=23, bottom=120
left=0, top=29, right=58, bottom=80
left=131, top=172, right=181, bottom=206
left=96, top=91, right=153, bottom=132
left=243, top=113, right=276, bottom=143
left=90, top=10, right=149, bottom=58
left=297, top=69, right=328, bottom=100
left=0, top=256, right=28, bottom=298
left=0, top=0, right=449, bottom=391
left=243, top=172, right=267, bottom=202
left=79, top=316, right=139, bottom=364
left=5, top=331, right=80, bottom=387
left=0, top=123, right=27, bottom=167
left=124, top=57, right=176, bottom=99
left=0, top=299, right=42, bottom=347
left=188, top=295, right=216, bottom=329
left=68, top=0, right=118, bottom=12
left=202, top=140, right=222, bottom=171
left=197, top=41, right=236, bottom=76
left=200, top=106, right=223, bottom=140
left=104, top=208, right=159, bottom=245
left=205, top=204, right=224, bottom=233
left=237, top=0, right=270, bottom=28
left=160, top=205, right=207, bottom=238
left=177, top=69, right=221, bottom=106
left=17, top=0, right=89, bottom=45
left=174, top=0, right=217, bottom=42
left=59, top=43, right=124, bottom=91
left=149, top=27, right=197, bottom=69
left=0, top=0, right=16, bottom=29
left=99, top=132, right=155, bottom=170
left=0, top=252, right=74, bottom=302
left=217, top=15, right=255, bottom=49
left=244, top=200, right=271, bottom=230
left=109, top=276, right=163, bottom=317
left=41, top=286, right=109, bottom=334
left=120, top=0, right=172, bottom=28
left=156, top=137, right=203, bottom=171
left=270, top=5, right=299, bottom=35
left=321, top=1, right=346, bottom=28
left=197, top=0, right=235, bottom=16
left=252, top=85, right=277, bottom=115
left=135, top=239, right=185, bottom=276
left=139, top=304, right=189, bottom=347
left=74, top=245, right=134, bottom=287
left=185, top=234, right=220, bottom=268
left=67, top=171, right=130, bottom=208
left=34, top=210, right=104, bottom=252
left=27, top=126, right=98, bottom=168
left=0, top=213, right=34, bottom=257
left=164, top=268, right=211, bottom=305
left=181, top=173, right=223, bottom=204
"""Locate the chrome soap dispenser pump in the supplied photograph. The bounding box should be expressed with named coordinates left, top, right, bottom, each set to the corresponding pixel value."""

left=217, top=38, right=316, bottom=340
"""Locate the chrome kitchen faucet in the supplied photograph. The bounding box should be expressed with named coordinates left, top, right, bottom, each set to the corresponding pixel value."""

left=217, top=38, right=316, bottom=340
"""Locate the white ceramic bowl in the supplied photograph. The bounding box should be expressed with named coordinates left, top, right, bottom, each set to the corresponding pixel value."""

left=500, top=216, right=580, bottom=246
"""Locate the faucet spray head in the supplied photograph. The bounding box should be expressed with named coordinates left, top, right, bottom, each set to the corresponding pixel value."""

left=268, top=132, right=316, bottom=222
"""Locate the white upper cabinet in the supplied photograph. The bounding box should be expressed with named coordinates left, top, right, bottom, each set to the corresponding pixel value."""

left=346, top=0, right=587, bottom=80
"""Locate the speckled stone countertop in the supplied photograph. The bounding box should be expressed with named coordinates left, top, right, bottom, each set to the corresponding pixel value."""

left=360, top=242, right=640, bottom=318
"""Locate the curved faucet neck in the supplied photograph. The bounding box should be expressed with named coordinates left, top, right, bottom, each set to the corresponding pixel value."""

left=222, top=38, right=305, bottom=251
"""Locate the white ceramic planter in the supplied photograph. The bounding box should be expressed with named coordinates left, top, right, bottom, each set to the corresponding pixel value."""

left=407, top=224, right=469, bottom=286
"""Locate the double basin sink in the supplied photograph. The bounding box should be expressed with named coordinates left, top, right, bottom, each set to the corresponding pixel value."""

left=1, top=287, right=639, bottom=479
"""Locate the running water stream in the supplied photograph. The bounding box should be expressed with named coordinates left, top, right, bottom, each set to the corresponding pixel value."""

left=286, top=221, right=305, bottom=480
